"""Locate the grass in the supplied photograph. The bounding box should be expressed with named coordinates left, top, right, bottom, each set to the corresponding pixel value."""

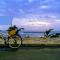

left=0, top=48, right=60, bottom=60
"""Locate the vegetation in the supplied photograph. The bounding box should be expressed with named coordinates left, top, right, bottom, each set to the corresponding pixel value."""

left=44, top=29, right=53, bottom=37
left=25, top=34, right=30, bottom=38
left=43, top=29, right=60, bottom=38
left=50, top=33, right=60, bottom=38
left=0, top=48, right=60, bottom=60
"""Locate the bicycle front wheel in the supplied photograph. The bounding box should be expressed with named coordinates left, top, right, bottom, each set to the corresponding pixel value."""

left=9, top=36, right=21, bottom=48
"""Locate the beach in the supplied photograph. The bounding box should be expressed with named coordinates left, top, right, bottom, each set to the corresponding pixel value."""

left=22, top=37, right=60, bottom=44
left=0, top=37, right=60, bottom=45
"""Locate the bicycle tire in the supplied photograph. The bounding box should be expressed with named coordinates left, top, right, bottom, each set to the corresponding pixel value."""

left=9, top=36, right=21, bottom=48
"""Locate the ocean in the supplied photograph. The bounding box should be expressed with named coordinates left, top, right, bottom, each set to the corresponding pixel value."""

left=20, top=32, right=44, bottom=37
left=18, top=31, right=60, bottom=37
left=0, top=30, right=44, bottom=37
left=0, top=30, right=60, bottom=38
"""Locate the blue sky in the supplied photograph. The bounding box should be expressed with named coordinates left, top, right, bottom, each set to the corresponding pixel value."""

left=0, top=0, right=60, bottom=31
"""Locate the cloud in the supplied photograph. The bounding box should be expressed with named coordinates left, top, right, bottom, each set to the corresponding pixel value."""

left=40, top=5, right=48, bottom=9
left=19, top=9, right=25, bottom=14
left=28, top=0, right=34, bottom=2
left=0, top=0, right=59, bottom=16
left=11, top=11, right=60, bottom=31
left=43, top=0, right=55, bottom=3
left=51, top=19, right=60, bottom=31
left=12, top=16, right=54, bottom=31
left=0, top=25, right=10, bottom=30
left=0, top=0, right=60, bottom=31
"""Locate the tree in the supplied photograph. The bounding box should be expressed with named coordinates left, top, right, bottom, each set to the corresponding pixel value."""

left=50, top=33, right=60, bottom=38
left=44, top=29, right=53, bottom=37
left=7, top=25, right=24, bottom=46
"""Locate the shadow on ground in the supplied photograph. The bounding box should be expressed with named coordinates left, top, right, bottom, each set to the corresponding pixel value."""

left=0, top=44, right=60, bottom=51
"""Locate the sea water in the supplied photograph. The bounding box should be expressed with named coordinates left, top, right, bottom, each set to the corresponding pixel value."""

left=20, top=31, right=60, bottom=37
left=20, top=32, right=44, bottom=37
left=1, top=30, right=60, bottom=38
left=0, top=30, right=44, bottom=37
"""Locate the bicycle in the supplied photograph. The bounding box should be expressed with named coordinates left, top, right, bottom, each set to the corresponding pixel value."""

left=0, top=26, right=24, bottom=49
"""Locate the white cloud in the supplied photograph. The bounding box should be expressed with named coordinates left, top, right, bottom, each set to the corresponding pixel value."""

left=28, top=0, right=34, bottom=2
left=12, top=17, right=53, bottom=31
left=12, top=14, right=60, bottom=31
left=40, top=5, right=48, bottom=9
left=0, top=25, right=10, bottom=30
left=55, top=19, right=60, bottom=22
left=19, top=9, right=25, bottom=14
left=43, top=0, right=55, bottom=3
left=49, top=15, right=57, bottom=18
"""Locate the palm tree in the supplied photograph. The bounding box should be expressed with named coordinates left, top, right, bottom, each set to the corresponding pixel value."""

left=7, top=25, right=24, bottom=46
left=44, top=29, right=53, bottom=37
left=50, top=33, right=60, bottom=38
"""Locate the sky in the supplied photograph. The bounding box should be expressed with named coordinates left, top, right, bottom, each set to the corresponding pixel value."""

left=0, top=0, right=60, bottom=31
